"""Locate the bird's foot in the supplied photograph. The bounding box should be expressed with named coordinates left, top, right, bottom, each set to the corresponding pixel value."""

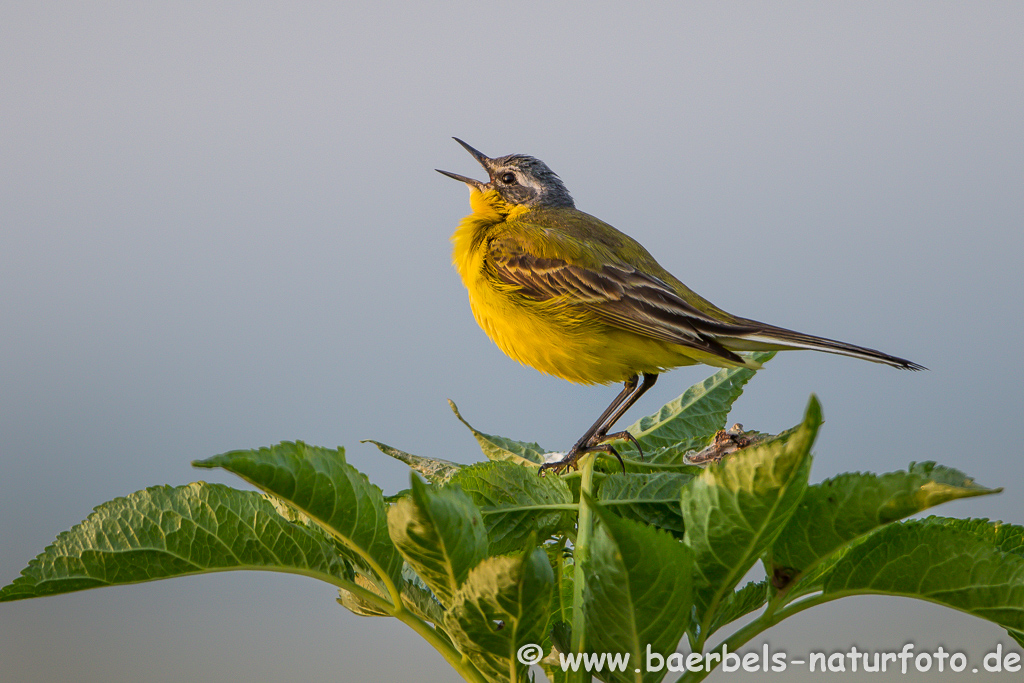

left=538, top=446, right=585, bottom=476
left=599, top=430, right=644, bottom=461
left=539, top=443, right=622, bottom=476
left=538, top=431, right=642, bottom=476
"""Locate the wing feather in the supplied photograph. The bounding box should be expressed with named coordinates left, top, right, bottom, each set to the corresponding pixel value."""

left=486, top=238, right=757, bottom=364
left=483, top=229, right=923, bottom=371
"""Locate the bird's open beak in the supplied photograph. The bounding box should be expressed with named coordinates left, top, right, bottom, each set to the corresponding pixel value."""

left=435, top=168, right=486, bottom=190
left=436, top=138, right=491, bottom=191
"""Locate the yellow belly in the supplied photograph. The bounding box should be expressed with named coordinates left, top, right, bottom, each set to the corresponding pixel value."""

left=450, top=198, right=739, bottom=385
left=465, top=277, right=710, bottom=385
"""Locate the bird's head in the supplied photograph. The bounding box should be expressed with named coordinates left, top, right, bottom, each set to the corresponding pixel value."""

left=437, top=138, right=575, bottom=211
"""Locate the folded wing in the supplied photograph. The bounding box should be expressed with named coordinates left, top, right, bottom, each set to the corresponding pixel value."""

left=487, top=237, right=924, bottom=371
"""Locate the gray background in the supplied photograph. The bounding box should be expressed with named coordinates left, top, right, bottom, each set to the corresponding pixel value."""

left=1, top=2, right=1021, bottom=681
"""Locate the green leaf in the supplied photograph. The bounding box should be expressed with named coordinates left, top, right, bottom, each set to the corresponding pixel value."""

left=444, top=547, right=554, bottom=683
left=1009, top=629, right=1024, bottom=649
left=450, top=399, right=549, bottom=466
left=584, top=503, right=694, bottom=683
left=937, top=516, right=1024, bottom=558
left=705, top=580, right=769, bottom=639
left=384, top=488, right=412, bottom=503
left=542, top=551, right=575, bottom=683
left=682, top=395, right=820, bottom=630
left=338, top=564, right=446, bottom=625
left=362, top=439, right=463, bottom=484
left=818, top=517, right=1024, bottom=631
left=193, top=441, right=403, bottom=592
left=540, top=541, right=575, bottom=683
left=387, top=475, right=488, bottom=608
left=337, top=575, right=392, bottom=617
left=768, top=462, right=1000, bottom=583
left=0, top=483, right=351, bottom=602
left=397, top=565, right=447, bottom=626
left=543, top=538, right=575, bottom=636
left=448, top=461, right=576, bottom=555
left=542, top=633, right=571, bottom=683
left=627, top=351, right=775, bottom=465
left=597, top=472, right=693, bottom=537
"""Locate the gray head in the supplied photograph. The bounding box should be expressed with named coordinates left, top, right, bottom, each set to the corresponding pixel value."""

left=437, top=138, right=575, bottom=209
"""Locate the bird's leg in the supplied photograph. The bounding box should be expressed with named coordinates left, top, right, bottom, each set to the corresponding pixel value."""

left=575, top=375, right=641, bottom=448
left=540, top=376, right=639, bottom=476
left=592, top=373, right=658, bottom=458
left=539, top=373, right=658, bottom=475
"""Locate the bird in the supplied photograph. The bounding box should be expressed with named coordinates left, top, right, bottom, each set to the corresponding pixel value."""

left=437, top=138, right=924, bottom=475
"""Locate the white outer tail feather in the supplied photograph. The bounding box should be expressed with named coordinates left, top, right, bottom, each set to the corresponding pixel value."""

left=720, top=331, right=925, bottom=370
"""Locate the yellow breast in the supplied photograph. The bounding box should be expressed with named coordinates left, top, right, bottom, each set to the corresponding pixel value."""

left=449, top=191, right=702, bottom=385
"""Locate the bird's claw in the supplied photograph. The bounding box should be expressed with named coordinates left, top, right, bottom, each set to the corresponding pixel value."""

left=599, top=430, right=644, bottom=461
left=539, top=449, right=581, bottom=476
left=538, top=430, right=644, bottom=476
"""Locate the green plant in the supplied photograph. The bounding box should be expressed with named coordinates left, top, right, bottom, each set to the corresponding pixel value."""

left=3, top=352, right=1021, bottom=682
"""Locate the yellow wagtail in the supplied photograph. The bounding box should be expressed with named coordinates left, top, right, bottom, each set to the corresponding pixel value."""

left=438, top=139, right=923, bottom=474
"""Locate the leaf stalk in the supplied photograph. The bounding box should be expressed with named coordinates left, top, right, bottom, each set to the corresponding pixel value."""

left=568, top=454, right=597, bottom=683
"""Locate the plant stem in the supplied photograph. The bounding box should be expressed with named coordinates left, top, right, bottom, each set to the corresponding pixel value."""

left=569, top=454, right=597, bottom=683
left=556, top=536, right=569, bottom=624
left=391, top=605, right=488, bottom=683
left=674, top=592, right=840, bottom=683
left=328, top=578, right=486, bottom=683
left=479, top=503, right=579, bottom=515
left=619, top=457, right=696, bottom=470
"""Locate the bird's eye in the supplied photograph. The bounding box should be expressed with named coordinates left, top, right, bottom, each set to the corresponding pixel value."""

left=499, top=172, right=516, bottom=185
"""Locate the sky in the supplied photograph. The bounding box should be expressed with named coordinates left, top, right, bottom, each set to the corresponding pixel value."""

left=1, top=2, right=1022, bottom=681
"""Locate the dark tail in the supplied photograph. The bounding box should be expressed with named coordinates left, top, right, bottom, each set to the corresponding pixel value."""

left=719, top=322, right=926, bottom=371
